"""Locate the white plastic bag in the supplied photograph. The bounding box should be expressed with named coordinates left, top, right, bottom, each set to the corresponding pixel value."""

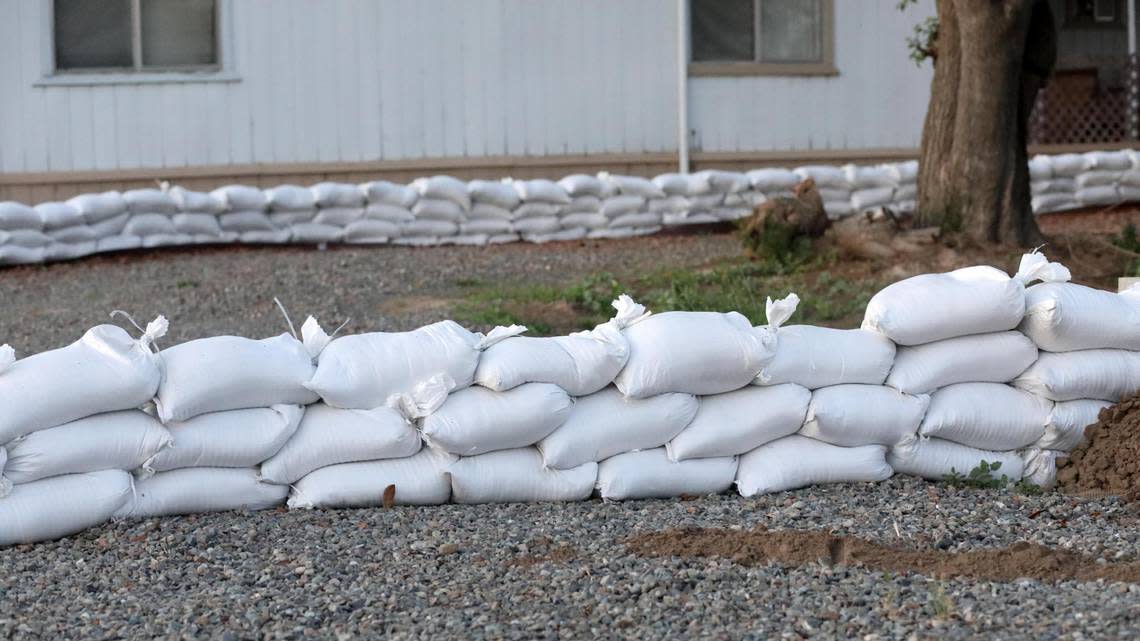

left=667, top=383, right=809, bottom=460
left=287, top=448, right=454, bottom=509
left=918, top=383, right=1050, bottom=450
left=736, top=435, right=892, bottom=496
left=537, top=386, right=698, bottom=469
left=144, top=405, right=303, bottom=474
left=756, top=326, right=895, bottom=389
left=4, top=410, right=171, bottom=484
left=597, top=448, right=737, bottom=501
left=862, top=252, right=1070, bottom=345
left=115, top=467, right=288, bottom=518
left=1020, top=282, right=1140, bottom=352
left=0, top=470, right=132, bottom=546
left=259, top=403, right=421, bottom=484
left=888, top=435, right=1024, bottom=481
left=422, top=383, right=571, bottom=456
left=0, top=319, right=166, bottom=444
left=885, top=331, right=1038, bottom=394
left=1035, top=399, right=1110, bottom=451
left=1014, top=349, right=1140, bottom=401
left=449, top=447, right=596, bottom=504
left=799, top=384, right=929, bottom=447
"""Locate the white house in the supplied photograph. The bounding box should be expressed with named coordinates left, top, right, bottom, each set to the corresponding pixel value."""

left=0, top=0, right=1130, bottom=204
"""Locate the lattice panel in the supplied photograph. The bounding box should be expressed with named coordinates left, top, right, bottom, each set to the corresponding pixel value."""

left=1030, top=60, right=1136, bottom=145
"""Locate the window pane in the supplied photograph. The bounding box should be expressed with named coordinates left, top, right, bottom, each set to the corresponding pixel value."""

left=760, top=0, right=822, bottom=63
left=691, top=0, right=755, bottom=62
left=141, top=0, right=217, bottom=67
left=54, top=0, right=133, bottom=69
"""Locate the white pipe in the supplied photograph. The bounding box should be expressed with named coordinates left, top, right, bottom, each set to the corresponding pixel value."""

left=676, top=0, right=690, bottom=174
left=1129, top=0, right=1137, bottom=56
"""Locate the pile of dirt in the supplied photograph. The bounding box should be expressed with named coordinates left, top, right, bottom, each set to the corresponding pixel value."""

left=625, top=528, right=1140, bottom=584
left=1057, top=394, right=1140, bottom=501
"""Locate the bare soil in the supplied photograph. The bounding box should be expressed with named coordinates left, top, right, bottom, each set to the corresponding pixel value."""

left=1058, top=394, right=1140, bottom=501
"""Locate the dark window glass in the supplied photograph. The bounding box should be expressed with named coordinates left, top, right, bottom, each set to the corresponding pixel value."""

left=141, top=0, right=218, bottom=67
left=54, top=0, right=133, bottom=69
left=691, top=0, right=754, bottom=62
left=760, top=0, right=822, bottom=63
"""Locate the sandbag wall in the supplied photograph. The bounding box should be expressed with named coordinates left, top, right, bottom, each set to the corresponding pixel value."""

left=3, top=149, right=1140, bottom=266
left=4, top=252, right=1140, bottom=546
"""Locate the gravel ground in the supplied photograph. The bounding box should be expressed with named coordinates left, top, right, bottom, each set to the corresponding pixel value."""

left=2, top=235, right=1140, bottom=639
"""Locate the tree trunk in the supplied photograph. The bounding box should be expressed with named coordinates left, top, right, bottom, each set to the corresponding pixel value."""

left=916, top=0, right=1056, bottom=246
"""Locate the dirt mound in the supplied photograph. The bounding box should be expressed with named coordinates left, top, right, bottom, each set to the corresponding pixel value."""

left=1057, top=394, right=1140, bottom=501
left=625, top=528, right=1140, bottom=584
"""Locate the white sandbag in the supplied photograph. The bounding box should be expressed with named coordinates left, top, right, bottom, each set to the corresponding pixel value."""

left=219, top=210, right=276, bottom=232
left=422, top=383, right=571, bottom=456
left=1014, top=349, right=1140, bottom=401
left=392, top=236, right=442, bottom=246
left=794, top=165, right=850, bottom=189
left=312, top=207, right=363, bottom=227
left=0, top=447, right=8, bottom=498
left=169, top=186, right=225, bottom=214
left=1074, top=170, right=1121, bottom=189
left=667, top=383, right=809, bottom=460
left=511, top=216, right=560, bottom=235
left=43, top=240, right=98, bottom=261
left=538, top=386, right=698, bottom=469
left=145, top=405, right=303, bottom=474
left=2, top=410, right=170, bottom=484
left=600, top=195, right=647, bottom=218
left=888, top=435, right=1024, bottom=481
left=442, top=234, right=490, bottom=246
left=47, top=224, right=97, bottom=244
left=614, top=295, right=795, bottom=397
left=1083, top=150, right=1132, bottom=171
left=558, top=174, right=606, bottom=198
left=587, top=225, right=662, bottom=239
left=1032, top=193, right=1079, bottom=212
left=653, top=172, right=711, bottom=196
left=172, top=213, right=223, bottom=236
left=597, top=448, right=737, bottom=501
left=239, top=229, right=291, bottom=244
left=468, top=179, right=520, bottom=209
left=291, top=223, right=345, bottom=244
left=1021, top=282, right=1140, bottom=352
left=1036, top=399, right=1110, bottom=451
left=609, top=212, right=662, bottom=228
left=287, top=448, right=454, bottom=509
left=0, top=470, right=132, bottom=546
left=0, top=319, right=166, bottom=444
left=512, top=202, right=560, bottom=219
left=885, top=331, right=1038, bottom=394
left=311, top=182, right=364, bottom=208
left=400, top=219, right=458, bottom=237
left=469, top=202, right=514, bottom=220
left=736, top=435, right=892, bottom=497
left=694, top=170, right=749, bottom=193
left=413, top=175, right=470, bottom=210
left=1021, top=448, right=1060, bottom=488
left=123, top=213, right=176, bottom=237
left=462, top=219, right=513, bottom=235
left=599, top=172, right=664, bottom=199
left=361, top=180, right=418, bottom=208
left=450, top=447, right=596, bottom=504
left=512, top=179, right=571, bottom=204
left=211, top=185, right=267, bottom=211
left=648, top=195, right=693, bottom=213
left=823, top=200, right=854, bottom=219
left=663, top=211, right=719, bottom=226
left=123, top=189, right=177, bottom=214
left=861, top=252, right=1070, bottom=345
left=688, top=193, right=725, bottom=209
left=413, top=198, right=466, bottom=222
left=799, top=384, right=928, bottom=447
left=67, top=191, right=127, bottom=223
left=845, top=164, right=898, bottom=189
left=851, top=187, right=896, bottom=212
left=559, top=212, right=609, bottom=230
left=0, top=202, right=43, bottom=231
left=115, top=467, right=288, bottom=518
left=1050, top=153, right=1085, bottom=176
left=156, top=329, right=322, bottom=423
left=35, top=202, right=84, bottom=230
left=1075, top=185, right=1119, bottom=206
left=522, top=228, right=588, bottom=243
left=365, top=203, right=415, bottom=223
left=1028, top=155, right=1053, bottom=180
left=747, top=168, right=800, bottom=192
left=757, top=326, right=895, bottom=389
left=95, top=235, right=142, bottom=253
left=259, top=403, right=420, bottom=484
left=1120, top=185, right=1140, bottom=202
left=1121, top=169, right=1140, bottom=187
left=918, top=382, right=1049, bottom=450
left=3, top=229, right=50, bottom=247
left=307, top=322, right=523, bottom=410
left=489, top=233, right=520, bottom=244
left=560, top=195, right=603, bottom=215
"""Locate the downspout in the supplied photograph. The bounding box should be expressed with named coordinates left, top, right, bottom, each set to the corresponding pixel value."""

left=1129, top=0, right=1138, bottom=139
left=677, top=0, right=690, bottom=174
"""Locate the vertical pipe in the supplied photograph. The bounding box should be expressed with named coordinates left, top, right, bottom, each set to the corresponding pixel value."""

left=1129, top=0, right=1138, bottom=139
left=677, top=0, right=690, bottom=174
left=1129, top=0, right=1137, bottom=55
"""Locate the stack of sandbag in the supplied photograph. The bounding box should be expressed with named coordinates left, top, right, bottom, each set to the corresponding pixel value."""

left=168, top=186, right=227, bottom=245
left=464, top=179, right=520, bottom=244
left=67, top=191, right=133, bottom=253
left=794, top=165, right=853, bottom=219
left=592, top=173, right=664, bottom=239
left=1014, top=281, right=1140, bottom=486
left=1029, top=154, right=1078, bottom=213
left=305, top=182, right=364, bottom=244
left=1073, top=150, right=1129, bottom=208
left=0, top=319, right=167, bottom=545
left=511, top=178, right=577, bottom=243
left=36, top=200, right=101, bottom=262
left=212, top=185, right=285, bottom=244
left=557, top=174, right=610, bottom=234
left=846, top=164, right=902, bottom=214
left=401, top=175, right=467, bottom=246
left=355, top=180, right=414, bottom=244
left=121, top=188, right=185, bottom=248
left=648, top=173, right=703, bottom=227
left=265, top=184, right=318, bottom=236
left=0, top=201, right=50, bottom=265
left=863, top=252, right=1072, bottom=482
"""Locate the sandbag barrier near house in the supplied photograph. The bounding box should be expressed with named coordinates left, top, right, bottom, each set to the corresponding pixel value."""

left=2, top=252, right=1140, bottom=545
left=2, top=149, right=1140, bottom=266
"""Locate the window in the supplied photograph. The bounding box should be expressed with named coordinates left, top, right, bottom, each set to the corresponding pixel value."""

left=1063, top=0, right=1124, bottom=27
left=53, top=0, right=218, bottom=72
left=689, top=0, right=835, bottom=76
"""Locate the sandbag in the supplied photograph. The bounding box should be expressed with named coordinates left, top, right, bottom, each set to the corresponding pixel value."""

left=35, top=202, right=83, bottom=230
left=513, top=179, right=571, bottom=204
left=345, top=219, right=400, bottom=243
left=413, top=198, right=466, bottom=222
left=156, top=330, right=321, bottom=422
left=0, top=202, right=42, bottom=231
left=219, top=210, right=275, bottom=232
left=747, top=168, right=801, bottom=192
left=468, top=180, right=520, bottom=209
left=67, top=191, right=127, bottom=224
left=1021, top=448, right=1061, bottom=488
left=888, top=435, right=1024, bottom=481
left=918, top=383, right=1050, bottom=450
left=287, top=448, right=454, bottom=509
left=756, top=326, right=894, bottom=389
left=861, top=252, right=1070, bottom=345
left=799, top=384, right=928, bottom=447
left=600, top=195, right=646, bottom=218
left=306, top=322, right=523, bottom=410
left=667, top=383, right=809, bottom=460
left=290, top=223, right=345, bottom=244
left=413, top=176, right=470, bottom=210
left=475, top=295, right=647, bottom=396
left=596, top=448, right=737, bottom=501
left=1020, top=282, right=1140, bottom=352
left=265, top=185, right=316, bottom=211
left=1014, top=349, right=1140, bottom=401
left=598, top=173, right=664, bottom=199
left=0, top=319, right=166, bottom=444
left=736, top=435, right=892, bottom=497
left=144, top=405, right=304, bottom=474
left=422, top=383, right=571, bottom=456
left=115, top=467, right=288, bottom=518
left=449, top=447, right=596, bottom=504
left=653, top=172, right=711, bottom=196
left=361, top=180, right=418, bottom=208
left=885, top=331, right=1038, bottom=394
left=312, top=207, right=363, bottom=227
left=169, top=187, right=225, bottom=214
left=123, top=189, right=177, bottom=214
left=0, top=470, right=132, bottom=546
left=0, top=447, right=8, bottom=497
left=365, top=203, right=415, bottom=223
left=211, top=185, right=267, bottom=211
left=694, top=169, right=749, bottom=193
left=259, top=403, right=420, bottom=484
left=3, top=410, right=171, bottom=484
left=1035, top=399, right=1111, bottom=451
left=537, top=386, right=698, bottom=469
left=311, top=182, right=365, bottom=208
left=558, top=174, right=606, bottom=198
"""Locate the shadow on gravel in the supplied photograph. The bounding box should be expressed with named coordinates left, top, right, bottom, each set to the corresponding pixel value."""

left=625, top=527, right=1140, bottom=584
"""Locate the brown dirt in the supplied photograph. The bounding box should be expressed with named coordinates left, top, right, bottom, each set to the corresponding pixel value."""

left=625, top=527, right=1140, bottom=584
left=1057, top=394, right=1140, bottom=501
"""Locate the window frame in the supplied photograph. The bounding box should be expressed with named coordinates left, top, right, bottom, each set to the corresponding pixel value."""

left=688, top=0, right=837, bottom=77
left=39, top=0, right=238, bottom=86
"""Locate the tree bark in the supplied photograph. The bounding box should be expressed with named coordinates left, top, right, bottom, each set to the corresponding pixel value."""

left=916, top=0, right=1056, bottom=246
